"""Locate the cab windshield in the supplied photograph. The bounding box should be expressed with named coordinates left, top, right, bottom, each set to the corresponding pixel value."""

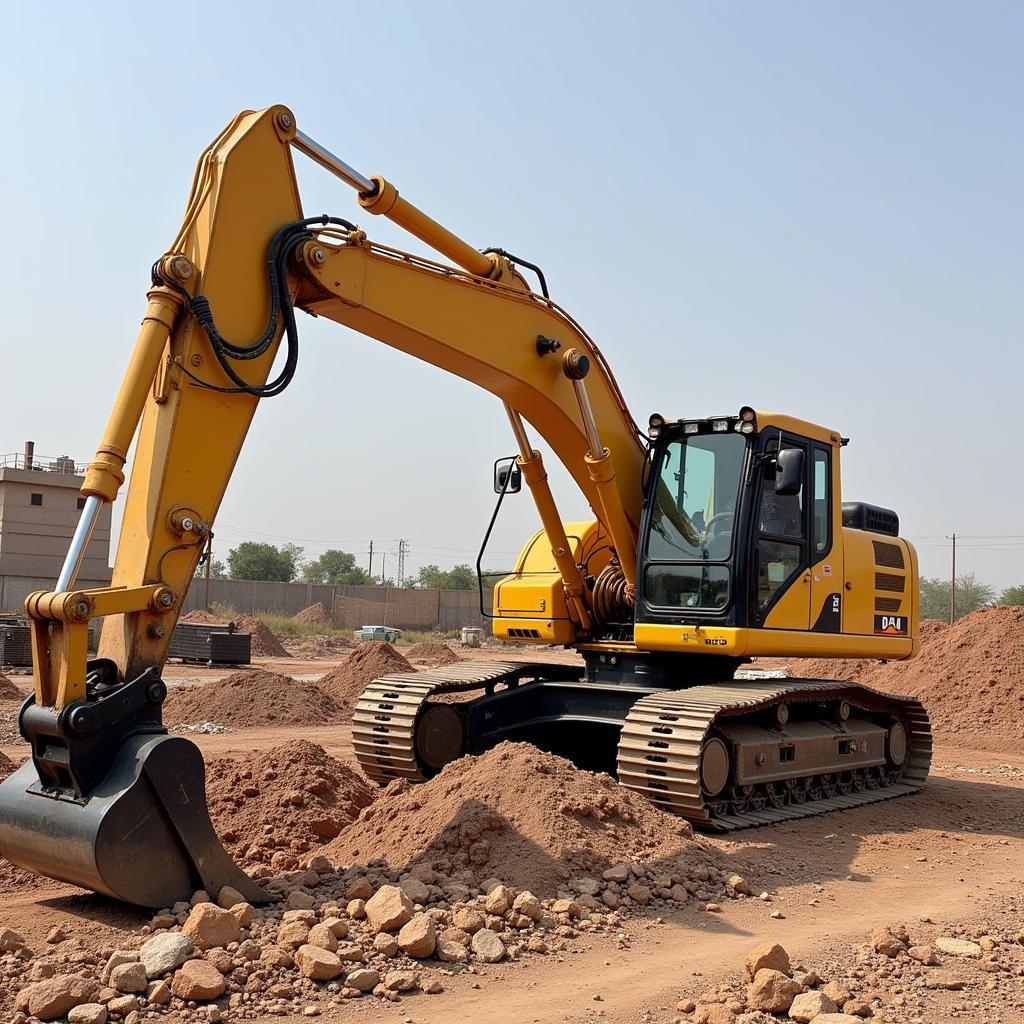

left=645, top=431, right=747, bottom=610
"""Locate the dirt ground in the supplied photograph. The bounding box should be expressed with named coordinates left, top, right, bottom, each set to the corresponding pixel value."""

left=0, top=643, right=1021, bottom=1024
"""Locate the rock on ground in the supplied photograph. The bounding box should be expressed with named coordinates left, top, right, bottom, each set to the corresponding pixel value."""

left=27, top=975, right=101, bottom=1022
left=171, top=961, right=227, bottom=1001
left=744, top=942, right=791, bottom=979
left=181, top=902, right=241, bottom=950
left=746, top=968, right=802, bottom=1013
left=139, top=933, right=195, bottom=978
left=365, top=884, right=414, bottom=933
left=789, top=990, right=839, bottom=1022
left=471, top=928, right=506, bottom=963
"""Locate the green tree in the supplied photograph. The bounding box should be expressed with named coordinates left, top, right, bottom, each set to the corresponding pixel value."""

left=226, top=541, right=302, bottom=582
left=414, top=563, right=477, bottom=590
left=194, top=557, right=226, bottom=579
left=998, top=584, right=1024, bottom=606
left=303, top=549, right=372, bottom=586
left=919, top=573, right=995, bottom=622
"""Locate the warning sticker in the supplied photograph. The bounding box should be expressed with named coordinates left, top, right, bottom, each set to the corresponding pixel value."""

left=823, top=564, right=832, bottom=577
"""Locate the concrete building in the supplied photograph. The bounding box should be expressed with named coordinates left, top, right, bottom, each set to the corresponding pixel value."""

left=0, top=443, right=112, bottom=584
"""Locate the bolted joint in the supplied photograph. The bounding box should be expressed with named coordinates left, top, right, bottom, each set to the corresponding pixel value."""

left=168, top=255, right=194, bottom=283
left=147, top=623, right=167, bottom=639
left=561, top=347, right=591, bottom=381
left=536, top=335, right=561, bottom=357
left=310, top=246, right=327, bottom=266
left=277, top=111, right=294, bottom=130
left=151, top=588, right=175, bottom=611
left=71, top=598, right=93, bottom=622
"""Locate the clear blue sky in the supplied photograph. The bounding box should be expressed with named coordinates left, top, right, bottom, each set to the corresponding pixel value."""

left=1, top=2, right=1021, bottom=588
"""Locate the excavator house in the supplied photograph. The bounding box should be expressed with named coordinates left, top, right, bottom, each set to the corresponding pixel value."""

left=0, top=106, right=930, bottom=907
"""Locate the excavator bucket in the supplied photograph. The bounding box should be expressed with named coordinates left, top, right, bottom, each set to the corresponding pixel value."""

left=0, top=728, right=268, bottom=909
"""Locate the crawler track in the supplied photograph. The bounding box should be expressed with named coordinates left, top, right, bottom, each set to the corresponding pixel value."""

left=617, top=679, right=931, bottom=830
left=353, top=666, right=931, bottom=830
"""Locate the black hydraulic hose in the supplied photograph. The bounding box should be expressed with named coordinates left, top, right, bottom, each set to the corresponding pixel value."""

left=476, top=457, right=518, bottom=619
left=482, top=247, right=549, bottom=298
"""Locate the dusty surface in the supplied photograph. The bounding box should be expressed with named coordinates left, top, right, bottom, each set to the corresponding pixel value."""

left=314, top=642, right=412, bottom=709
left=0, top=618, right=1021, bottom=1024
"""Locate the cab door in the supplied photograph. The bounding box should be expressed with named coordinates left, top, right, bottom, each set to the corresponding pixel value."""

left=753, top=436, right=812, bottom=631
left=808, top=444, right=844, bottom=633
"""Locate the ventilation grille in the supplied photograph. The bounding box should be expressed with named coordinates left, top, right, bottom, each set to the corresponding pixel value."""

left=875, top=572, right=906, bottom=593
left=873, top=541, right=905, bottom=569
left=875, top=597, right=902, bottom=612
left=506, top=627, right=542, bottom=639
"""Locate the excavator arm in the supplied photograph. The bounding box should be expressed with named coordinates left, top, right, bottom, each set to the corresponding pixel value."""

left=0, top=105, right=651, bottom=905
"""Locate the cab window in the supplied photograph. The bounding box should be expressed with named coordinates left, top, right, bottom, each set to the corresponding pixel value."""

left=813, top=447, right=830, bottom=553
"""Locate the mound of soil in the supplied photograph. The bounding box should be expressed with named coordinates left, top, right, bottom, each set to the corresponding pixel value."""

left=405, top=641, right=460, bottom=667
left=181, top=609, right=221, bottom=624
left=321, top=741, right=715, bottom=895
left=206, top=740, right=376, bottom=868
left=316, top=642, right=413, bottom=708
left=294, top=602, right=330, bottom=627
left=774, top=609, right=1022, bottom=752
left=163, top=670, right=340, bottom=729
left=283, top=633, right=356, bottom=659
left=0, top=672, right=22, bottom=702
left=0, top=751, right=15, bottom=779
left=235, top=614, right=291, bottom=658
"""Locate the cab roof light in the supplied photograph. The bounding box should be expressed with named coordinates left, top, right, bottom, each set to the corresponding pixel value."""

left=739, top=406, right=756, bottom=423
left=648, top=413, right=665, bottom=440
left=683, top=422, right=700, bottom=434
left=712, top=419, right=729, bottom=432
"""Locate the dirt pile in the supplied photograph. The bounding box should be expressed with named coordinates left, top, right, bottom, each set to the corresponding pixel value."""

left=0, top=751, right=15, bottom=778
left=180, top=609, right=221, bottom=624
left=206, top=740, right=376, bottom=869
left=163, top=670, right=340, bottom=729
left=294, top=601, right=331, bottom=626
left=404, top=641, right=460, bottom=667
left=0, top=671, right=22, bottom=702
left=321, top=741, right=726, bottom=896
left=317, top=642, right=413, bottom=708
left=283, top=633, right=356, bottom=659
left=235, top=614, right=291, bottom=658
left=774, top=608, right=1023, bottom=752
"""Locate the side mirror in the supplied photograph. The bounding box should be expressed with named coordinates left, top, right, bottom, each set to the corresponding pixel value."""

left=774, top=447, right=804, bottom=496
left=494, top=458, right=522, bottom=494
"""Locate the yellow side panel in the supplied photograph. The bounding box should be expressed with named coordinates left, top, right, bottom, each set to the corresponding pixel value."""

left=634, top=623, right=915, bottom=660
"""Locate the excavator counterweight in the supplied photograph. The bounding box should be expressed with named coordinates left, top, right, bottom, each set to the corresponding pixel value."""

left=0, top=106, right=930, bottom=904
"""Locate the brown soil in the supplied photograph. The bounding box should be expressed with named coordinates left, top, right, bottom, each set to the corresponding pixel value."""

left=321, top=741, right=715, bottom=895
left=206, top=739, right=375, bottom=868
left=404, top=640, right=460, bottom=666
left=0, top=671, right=21, bottom=701
left=294, top=601, right=331, bottom=626
left=0, top=750, right=15, bottom=777
left=180, top=609, right=221, bottom=624
left=235, top=614, right=291, bottom=658
left=316, top=641, right=413, bottom=708
left=283, top=633, right=356, bottom=658
left=163, top=670, right=340, bottom=729
left=769, top=608, right=1023, bottom=752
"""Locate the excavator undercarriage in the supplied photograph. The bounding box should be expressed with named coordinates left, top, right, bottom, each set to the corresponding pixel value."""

left=353, top=660, right=932, bottom=831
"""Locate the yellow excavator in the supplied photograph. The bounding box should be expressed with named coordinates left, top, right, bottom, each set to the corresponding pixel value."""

left=0, top=106, right=930, bottom=907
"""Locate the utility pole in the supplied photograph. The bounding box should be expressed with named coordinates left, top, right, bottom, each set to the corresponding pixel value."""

left=380, top=553, right=387, bottom=584
left=204, top=537, right=212, bottom=610
left=397, top=539, right=409, bottom=588
left=948, top=532, right=957, bottom=625
left=367, top=540, right=374, bottom=579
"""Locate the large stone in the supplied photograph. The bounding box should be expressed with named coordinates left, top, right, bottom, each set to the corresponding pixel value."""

left=397, top=914, right=436, bottom=958
left=139, top=932, right=195, bottom=978
left=345, top=968, right=380, bottom=993
left=0, top=928, right=25, bottom=952
left=365, top=885, right=414, bottom=933
left=436, top=938, right=470, bottom=963
left=570, top=877, right=601, bottom=896
left=145, top=980, right=171, bottom=1006
left=790, top=991, right=839, bottom=1022
left=744, top=942, right=791, bottom=979
left=453, top=906, right=487, bottom=933
left=746, top=968, right=802, bottom=1013
left=602, top=863, right=630, bottom=883
left=277, top=919, right=311, bottom=948
left=694, top=1006, right=736, bottom=1024
left=306, top=923, right=338, bottom=952
left=383, top=970, right=419, bottom=993
left=101, top=951, right=139, bottom=985
left=294, top=945, right=343, bottom=981
left=935, top=936, right=982, bottom=958
left=109, top=963, right=148, bottom=994
left=217, top=885, right=245, bottom=909
left=171, top=960, right=226, bottom=1001
left=512, top=891, right=543, bottom=921
left=870, top=924, right=909, bottom=958
left=182, top=903, right=241, bottom=950
left=345, top=878, right=373, bottom=901
left=107, top=996, right=140, bottom=1016
left=812, top=1016, right=864, bottom=1024
left=484, top=884, right=513, bottom=915
left=471, top=928, right=506, bottom=963
left=398, top=875, right=430, bottom=905
left=29, top=975, right=101, bottom=1022
left=68, top=1003, right=107, bottom=1024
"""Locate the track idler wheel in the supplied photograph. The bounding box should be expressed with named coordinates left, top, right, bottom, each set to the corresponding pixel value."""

left=0, top=733, right=268, bottom=908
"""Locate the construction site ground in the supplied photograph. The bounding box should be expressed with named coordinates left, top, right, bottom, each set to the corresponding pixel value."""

left=1, top=620, right=1022, bottom=1024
